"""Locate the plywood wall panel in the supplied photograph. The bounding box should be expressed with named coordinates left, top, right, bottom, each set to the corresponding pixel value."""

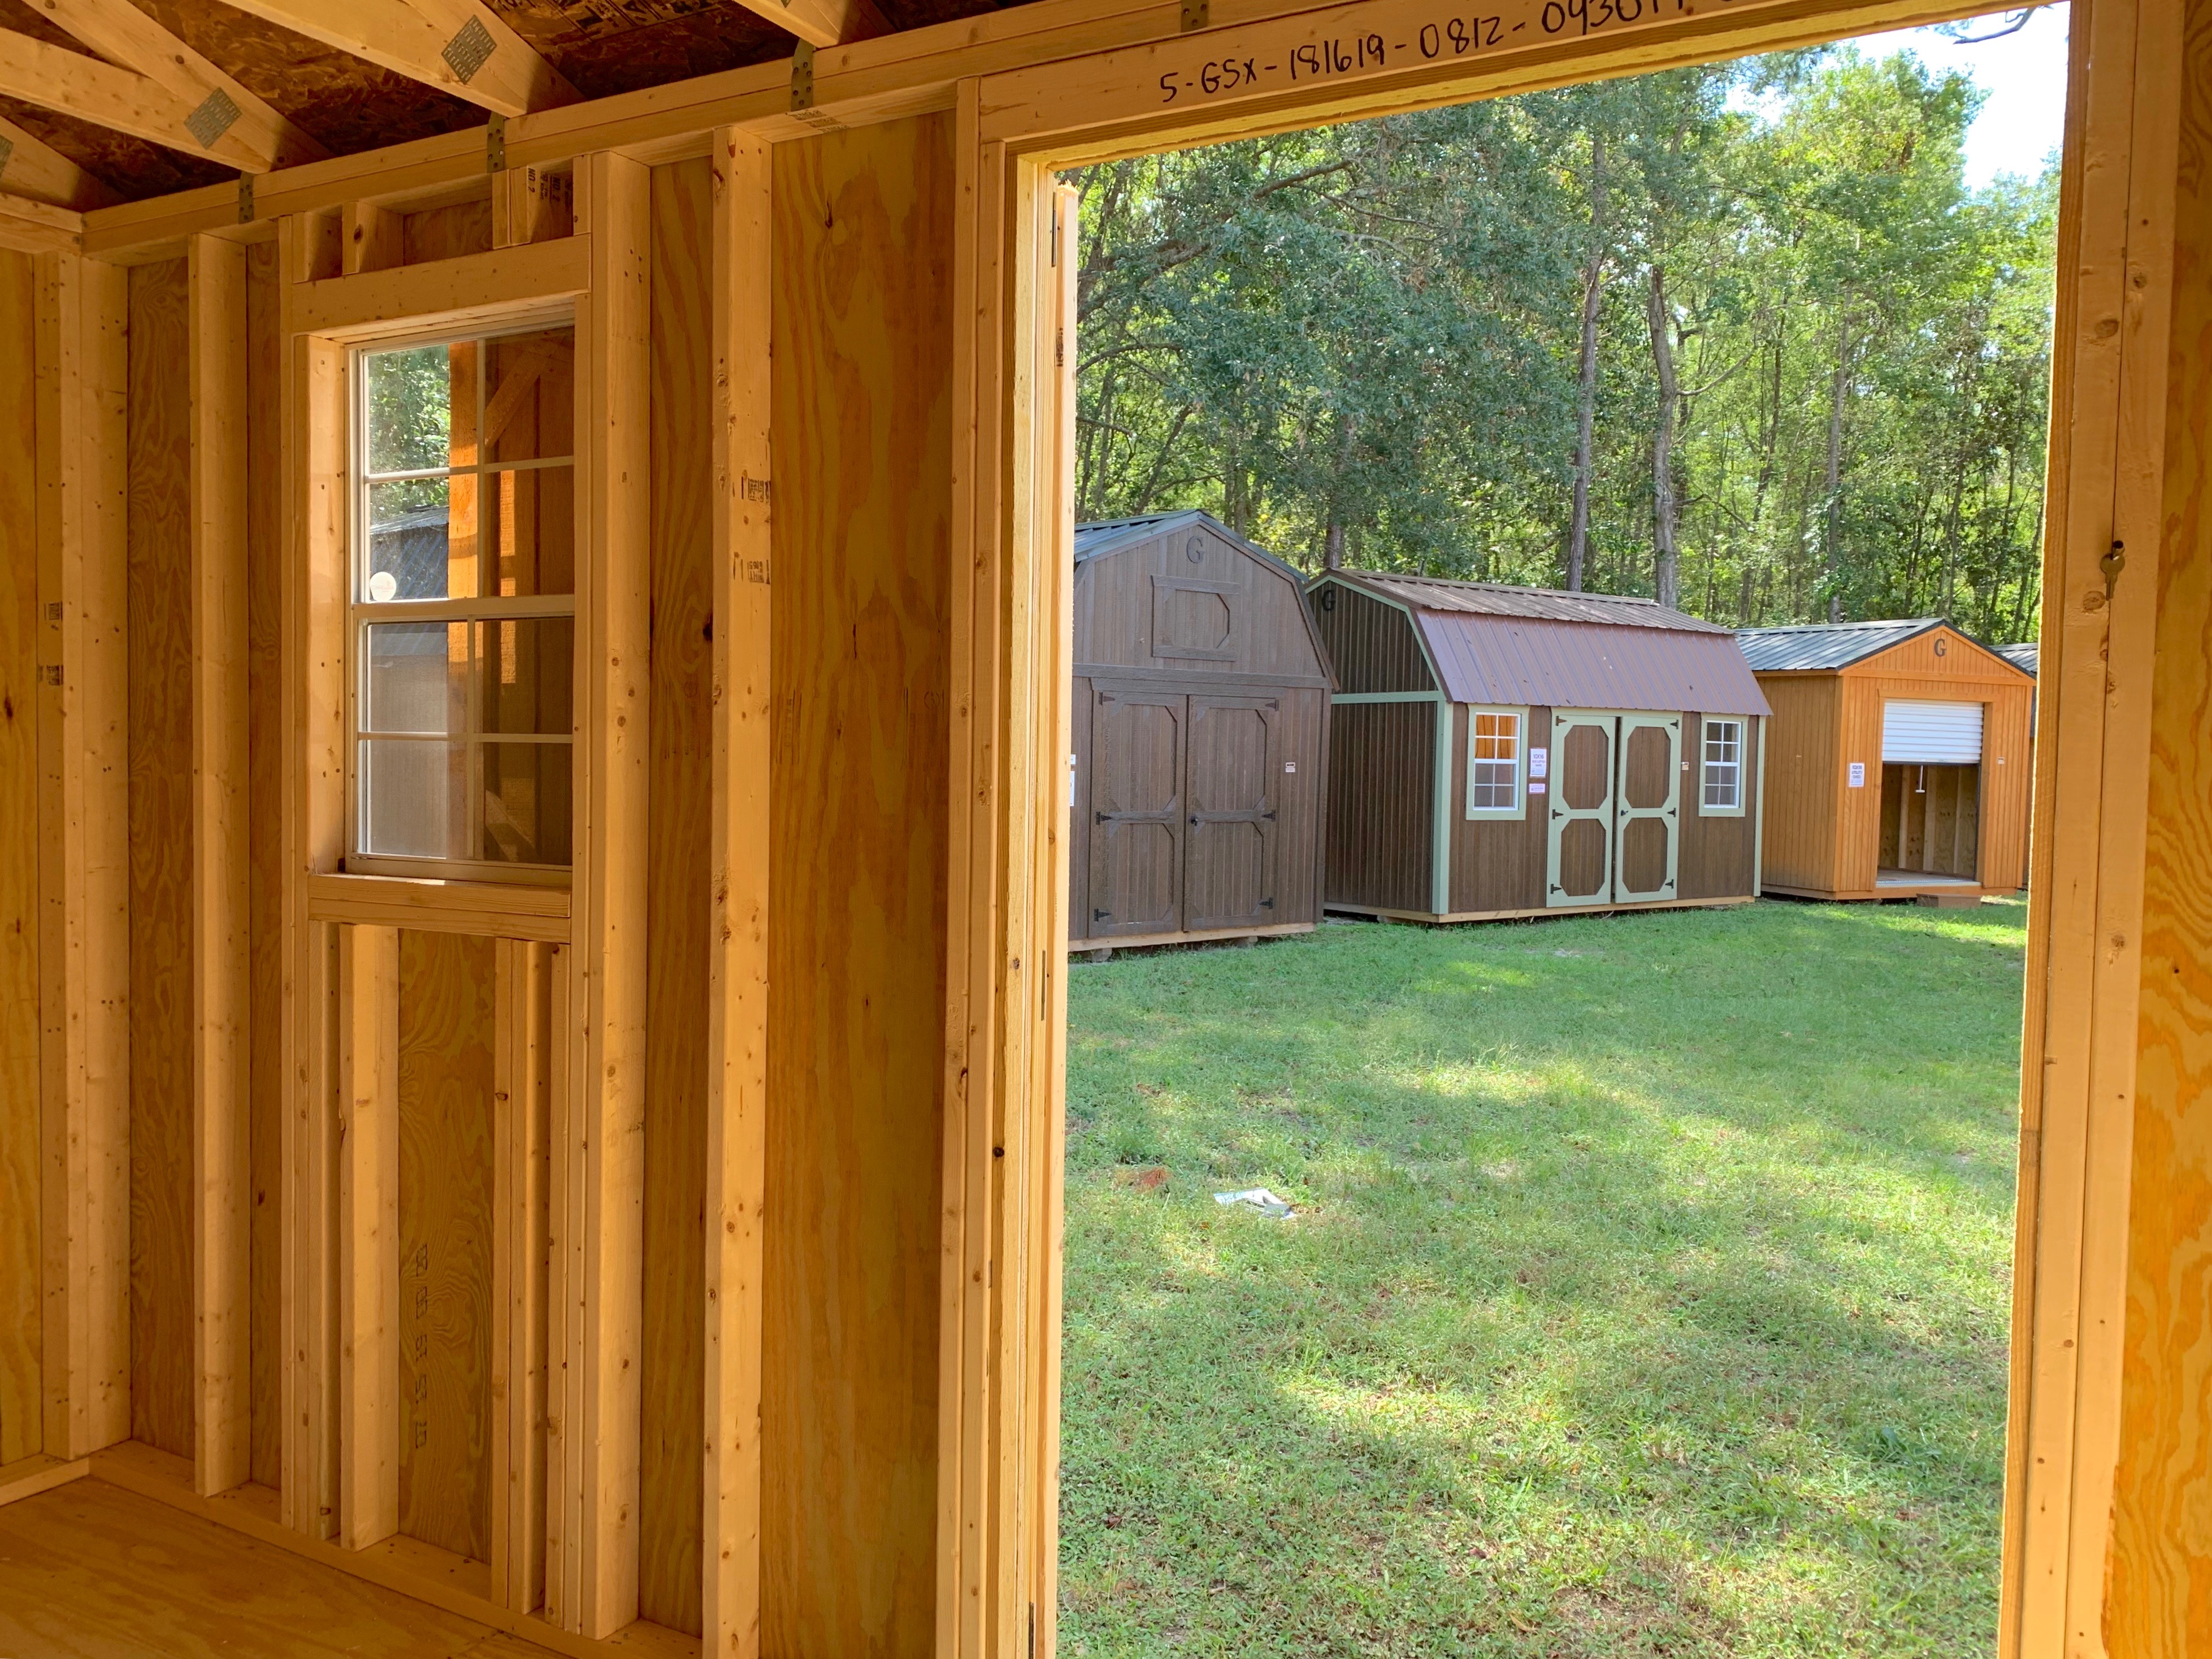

left=0, top=248, right=40, bottom=1466
left=396, top=928, right=496, bottom=1563
left=639, top=154, right=712, bottom=1639
left=126, top=256, right=194, bottom=1461
left=2109, top=10, right=2212, bottom=1641
left=767, top=113, right=954, bottom=1659
left=245, top=240, right=283, bottom=1492
left=403, top=201, right=494, bottom=266
left=1750, top=674, right=1840, bottom=895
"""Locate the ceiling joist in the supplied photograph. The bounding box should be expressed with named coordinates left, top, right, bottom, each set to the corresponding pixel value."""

left=8, top=0, right=325, bottom=171
left=216, top=0, right=580, bottom=117
left=726, top=0, right=889, bottom=50
left=0, top=111, right=118, bottom=209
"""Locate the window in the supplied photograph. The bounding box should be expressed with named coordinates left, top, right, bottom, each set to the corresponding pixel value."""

left=352, top=323, right=576, bottom=878
left=1702, top=718, right=1744, bottom=813
left=1465, top=708, right=1524, bottom=817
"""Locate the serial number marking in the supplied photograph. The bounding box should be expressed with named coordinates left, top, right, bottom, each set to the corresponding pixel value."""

left=1157, top=0, right=1695, bottom=102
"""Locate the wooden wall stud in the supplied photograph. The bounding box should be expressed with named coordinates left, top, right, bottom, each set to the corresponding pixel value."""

left=34, top=248, right=129, bottom=1463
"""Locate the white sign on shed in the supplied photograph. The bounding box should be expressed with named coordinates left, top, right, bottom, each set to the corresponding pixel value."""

left=1882, top=700, right=1984, bottom=763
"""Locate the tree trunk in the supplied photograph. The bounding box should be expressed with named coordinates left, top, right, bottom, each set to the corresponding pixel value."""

left=1646, top=262, right=1680, bottom=611
left=1323, top=408, right=1353, bottom=570
left=1823, top=311, right=1851, bottom=623
left=1567, top=132, right=1606, bottom=593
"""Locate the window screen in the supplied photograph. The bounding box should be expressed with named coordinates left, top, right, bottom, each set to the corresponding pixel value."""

left=353, top=325, right=576, bottom=875
left=1702, top=718, right=1743, bottom=811
left=1467, top=710, right=1522, bottom=814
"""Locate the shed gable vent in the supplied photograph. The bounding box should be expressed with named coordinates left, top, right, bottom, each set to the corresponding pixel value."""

left=1883, top=700, right=1983, bottom=763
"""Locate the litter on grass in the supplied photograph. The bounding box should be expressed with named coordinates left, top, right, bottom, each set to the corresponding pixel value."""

left=1214, top=1187, right=1294, bottom=1219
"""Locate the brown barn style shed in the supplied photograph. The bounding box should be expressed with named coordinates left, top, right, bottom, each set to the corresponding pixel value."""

left=1311, top=572, right=1770, bottom=923
left=1738, top=619, right=2035, bottom=900
left=1069, top=513, right=1333, bottom=950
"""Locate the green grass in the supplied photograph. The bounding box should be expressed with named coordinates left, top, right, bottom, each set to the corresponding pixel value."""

left=1060, top=898, right=2024, bottom=1658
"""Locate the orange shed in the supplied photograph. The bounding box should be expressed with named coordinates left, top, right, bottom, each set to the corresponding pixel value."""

left=1737, top=620, right=2035, bottom=901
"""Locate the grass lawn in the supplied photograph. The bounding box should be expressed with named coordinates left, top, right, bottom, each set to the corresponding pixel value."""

left=1060, top=897, right=2024, bottom=1658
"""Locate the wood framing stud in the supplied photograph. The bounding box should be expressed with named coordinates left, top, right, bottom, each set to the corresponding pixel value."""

left=34, top=249, right=129, bottom=1465
left=189, top=232, right=253, bottom=1498
left=701, top=124, right=771, bottom=1659
left=336, top=923, right=400, bottom=1550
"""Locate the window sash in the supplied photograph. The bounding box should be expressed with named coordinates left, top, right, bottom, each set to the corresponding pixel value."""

left=1465, top=708, right=1524, bottom=816
left=1702, top=719, right=1743, bottom=812
left=349, top=323, right=577, bottom=881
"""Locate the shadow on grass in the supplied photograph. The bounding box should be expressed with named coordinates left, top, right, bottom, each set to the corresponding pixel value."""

left=1059, top=900, right=2020, bottom=1658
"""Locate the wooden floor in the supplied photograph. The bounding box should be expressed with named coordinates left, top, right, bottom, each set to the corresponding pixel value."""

left=0, top=1479, right=540, bottom=1659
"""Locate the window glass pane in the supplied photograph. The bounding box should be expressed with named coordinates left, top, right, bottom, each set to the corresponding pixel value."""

left=484, top=329, right=576, bottom=464
left=360, top=739, right=469, bottom=858
left=365, top=344, right=457, bottom=475
left=363, top=623, right=467, bottom=734
left=479, top=618, right=574, bottom=737
left=366, top=479, right=482, bottom=601
left=482, top=742, right=572, bottom=865
left=485, top=467, right=576, bottom=596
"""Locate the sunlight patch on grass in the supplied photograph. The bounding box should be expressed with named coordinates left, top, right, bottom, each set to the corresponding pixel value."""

left=1061, top=898, right=2023, bottom=1658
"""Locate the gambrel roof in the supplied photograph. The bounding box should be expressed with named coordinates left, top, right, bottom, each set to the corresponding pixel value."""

left=1312, top=569, right=1769, bottom=717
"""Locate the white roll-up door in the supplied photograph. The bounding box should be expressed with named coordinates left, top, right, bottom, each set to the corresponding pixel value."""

left=1882, top=700, right=1983, bottom=763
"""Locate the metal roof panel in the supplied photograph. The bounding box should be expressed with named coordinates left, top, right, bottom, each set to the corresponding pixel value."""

left=1734, top=618, right=1941, bottom=672
left=1413, top=611, right=1771, bottom=716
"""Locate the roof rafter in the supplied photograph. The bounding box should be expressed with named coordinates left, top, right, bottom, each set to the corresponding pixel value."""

left=0, top=111, right=119, bottom=209
left=215, top=0, right=580, bottom=117
left=0, top=25, right=321, bottom=173
left=12, top=0, right=324, bottom=171
left=725, top=0, right=890, bottom=50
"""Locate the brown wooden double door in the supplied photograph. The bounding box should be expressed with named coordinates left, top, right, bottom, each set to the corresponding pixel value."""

left=1083, top=683, right=1282, bottom=938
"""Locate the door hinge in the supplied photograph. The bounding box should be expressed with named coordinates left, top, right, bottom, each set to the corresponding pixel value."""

left=2102, top=540, right=2126, bottom=598
left=1262, top=810, right=1276, bottom=820
left=1055, top=326, right=1064, bottom=367
left=1260, top=896, right=1274, bottom=908
left=1094, top=908, right=1109, bottom=922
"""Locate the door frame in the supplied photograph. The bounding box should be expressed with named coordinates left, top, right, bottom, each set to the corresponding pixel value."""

left=1545, top=708, right=1619, bottom=909
left=1082, top=681, right=1189, bottom=939
left=1181, top=691, right=1282, bottom=933
left=943, top=2, right=2189, bottom=1654
left=1614, top=713, right=1682, bottom=903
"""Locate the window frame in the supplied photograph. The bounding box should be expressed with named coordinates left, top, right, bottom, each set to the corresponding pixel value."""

left=1463, top=704, right=1528, bottom=821
left=344, top=310, right=579, bottom=886
left=1699, top=716, right=1746, bottom=816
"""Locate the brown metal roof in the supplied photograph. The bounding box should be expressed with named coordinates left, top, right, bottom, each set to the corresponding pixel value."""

left=1315, top=571, right=1770, bottom=717
left=1338, top=571, right=1738, bottom=633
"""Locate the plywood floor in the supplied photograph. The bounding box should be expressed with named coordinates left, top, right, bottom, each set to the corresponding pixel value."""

left=0, top=1478, right=541, bottom=1658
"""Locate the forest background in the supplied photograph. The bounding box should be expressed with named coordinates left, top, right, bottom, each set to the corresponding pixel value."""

left=1071, top=32, right=2058, bottom=640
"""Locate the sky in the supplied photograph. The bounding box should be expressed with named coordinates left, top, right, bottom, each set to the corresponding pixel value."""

left=1853, top=4, right=2072, bottom=188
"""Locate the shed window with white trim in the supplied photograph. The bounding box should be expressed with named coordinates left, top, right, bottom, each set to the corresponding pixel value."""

left=1465, top=708, right=1525, bottom=817
left=1701, top=718, right=1745, bottom=813
left=349, top=322, right=578, bottom=880
left=1882, top=700, right=1983, bottom=763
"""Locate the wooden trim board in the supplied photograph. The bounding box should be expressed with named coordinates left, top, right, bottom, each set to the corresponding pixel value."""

left=1070, top=921, right=1313, bottom=953
left=306, top=872, right=573, bottom=942
left=1325, top=895, right=1756, bottom=925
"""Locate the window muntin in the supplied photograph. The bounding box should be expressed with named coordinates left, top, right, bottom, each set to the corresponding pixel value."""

left=1702, top=718, right=1744, bottom=813
left=1465, top=708, right=1524, bottom=817
left=352, top=324, right=576, bottom=878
